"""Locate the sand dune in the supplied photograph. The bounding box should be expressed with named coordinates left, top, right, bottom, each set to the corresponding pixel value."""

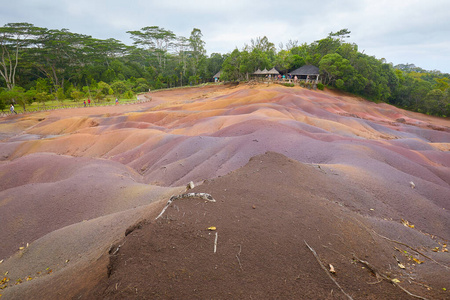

left=0, top=83, right=448, bottom=299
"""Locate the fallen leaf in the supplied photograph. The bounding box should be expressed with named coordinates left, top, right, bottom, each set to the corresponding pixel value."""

left=398, top=263, right=406, bottom=269
left=412, top=258, right=424, bottom=264
left=0, top=260, right=2, bottom=264
left=401, top=219, right=414, bottom=228
left=392, top=278, right=401, bottom=283
left=18, top=247, right=24, bottom=250
left=432, top=247, right=439, bottom=252
left=443, top=288, right=447, bottom=291
left=207, top=226, right=216, bottom=231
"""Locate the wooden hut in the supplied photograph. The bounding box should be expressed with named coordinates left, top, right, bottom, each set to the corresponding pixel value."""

left=253, top=69, right=263, bottom=75
left=267, top=67, right=280, bottom=76
left=289, top=65, right=320, bottom=83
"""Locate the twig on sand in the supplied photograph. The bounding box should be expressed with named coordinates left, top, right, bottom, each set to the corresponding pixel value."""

left=214, top=232, right=218, bottom=254
left=155, top=192, right=216, bottom=220
left=304, top=240, right=354, bottom=300
left=377, top=233, right=449, bottom=270
left=110, top=240, right=126, bottom=256
left=353, top=254, right=428, bottom=300
left=236, top=244, right=243, bottom=271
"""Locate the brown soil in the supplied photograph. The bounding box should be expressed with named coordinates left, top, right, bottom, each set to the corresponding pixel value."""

left=87, top=152, right=447, bottom=299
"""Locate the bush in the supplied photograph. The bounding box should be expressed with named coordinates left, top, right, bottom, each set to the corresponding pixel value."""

left=283, top=83, right=294, bottom=87
left=124, top=90, right=134, bottom=99
left=317, top=83, right=324, bottom=90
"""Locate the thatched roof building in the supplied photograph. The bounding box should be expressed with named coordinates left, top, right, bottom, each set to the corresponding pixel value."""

left=289, top=65, right=320, bottom=82
left=267, top=67, right=280, bottom=75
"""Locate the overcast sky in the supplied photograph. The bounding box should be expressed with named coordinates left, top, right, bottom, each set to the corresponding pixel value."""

left=2, top=0, right=450, bottom=73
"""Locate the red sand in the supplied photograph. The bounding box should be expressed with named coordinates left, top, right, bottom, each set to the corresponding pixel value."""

left=0, top=83, right=448, bottom=299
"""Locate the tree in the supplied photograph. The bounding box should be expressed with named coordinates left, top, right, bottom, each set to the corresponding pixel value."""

left=0, top=23, right=44, bottom=90
left=319, top=53, right=354, bottom=87
left=0, top=86, right=26, bottom=110
left=70, top=89, right=83, bottom=102
left=32, top=29, right=90, bottom=93
left=424, top=89, right=445, bottom=115
left=221, top=49, right=243, bottom=81
left=111, top=81, right=127, bottom=97
left=175, top=36, right=190, bottom=79
left=329, top=28, right=351, bottom=42
left=127, top=26, right=176, bottom=71
left=189, top=28, right=206, bottom=76
left=250, top=36, right=276, bottom=53
left=207, top=53, right=225, bottom=79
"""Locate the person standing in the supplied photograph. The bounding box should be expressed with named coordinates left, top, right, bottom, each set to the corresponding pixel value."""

left=10, top=104, right=17, bottom=114
left=88, top=98, right=91, bottom=106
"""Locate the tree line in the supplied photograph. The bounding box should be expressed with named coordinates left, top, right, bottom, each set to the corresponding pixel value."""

left=0, top=24, right=449, bottom=117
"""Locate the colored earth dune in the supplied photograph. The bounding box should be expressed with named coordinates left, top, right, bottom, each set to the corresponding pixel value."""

left=0, top=83, right=449, bottom=299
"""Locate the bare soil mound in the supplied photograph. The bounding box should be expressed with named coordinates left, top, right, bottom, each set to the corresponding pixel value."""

left=89, top=152, right=448, bottom=299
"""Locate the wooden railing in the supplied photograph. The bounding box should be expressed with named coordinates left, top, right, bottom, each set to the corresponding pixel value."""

left=1, top=97, right=152, bottom=118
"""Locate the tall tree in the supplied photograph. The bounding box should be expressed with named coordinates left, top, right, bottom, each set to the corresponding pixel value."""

left=175, top=36, right=190, bottom=78
left=32, top=29, right=90, bottom=94
left=0, top=23, right=44, bottom=90
left=221, top=49, right=243, bottom=81
left=127, top=26, right=176, bottom=71
left=189, top=28, right=206, bottom=76
left=250, top=36, right=276, bottom=53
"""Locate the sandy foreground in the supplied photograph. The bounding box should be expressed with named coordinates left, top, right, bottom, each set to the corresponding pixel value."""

left=0, top=83, right=449, bottom=299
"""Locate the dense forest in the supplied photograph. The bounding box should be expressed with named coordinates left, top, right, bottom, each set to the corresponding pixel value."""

left=1, top=24, right=449, bottom=117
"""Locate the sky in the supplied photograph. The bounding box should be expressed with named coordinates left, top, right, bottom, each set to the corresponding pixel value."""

left=2, top=0, right=450, bottom=73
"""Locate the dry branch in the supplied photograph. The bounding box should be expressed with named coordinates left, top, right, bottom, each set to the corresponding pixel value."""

left=353, top=254, right=429, bottom=300
left=214, top=232, right=218, bottom=254
left=304, top=240, right=354, bottom=300
left=354, top=218, right=449, bottom=270
left=155, top=192, right=216, bottom=220
left=236, top=244, right=243, bottom=271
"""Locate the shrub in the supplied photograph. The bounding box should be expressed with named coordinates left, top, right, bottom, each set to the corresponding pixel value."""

left=317, top=83, right=324, bottom=90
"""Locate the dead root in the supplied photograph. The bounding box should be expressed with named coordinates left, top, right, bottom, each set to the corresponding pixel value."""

left=354, top=218, right=449, bottom=270
left=304, top=240, right=354, bottom=300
